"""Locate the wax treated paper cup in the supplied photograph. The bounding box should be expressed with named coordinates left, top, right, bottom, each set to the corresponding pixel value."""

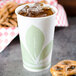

left=15, top=3, right=57, bottom=72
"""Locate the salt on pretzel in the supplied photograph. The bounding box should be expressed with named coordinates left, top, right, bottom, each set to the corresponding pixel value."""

left=50, top=60, right=76, bottom=76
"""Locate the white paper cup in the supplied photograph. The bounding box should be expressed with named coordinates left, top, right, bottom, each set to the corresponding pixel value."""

left=15, top=3, right=57, bottom=72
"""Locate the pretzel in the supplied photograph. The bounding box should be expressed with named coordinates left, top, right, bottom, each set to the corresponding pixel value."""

left=11, top=13, right=17, bottom=19
left=0, top=10, right=8, bottom=24
left=9, top=19, right=17, bottom=27
left=51, top=64, right=66, bottom=76
left=3, top=2, right=17, bottom=8
left=9, top=5, right=18, bottom=13
left=39, top=0, right=47, bottom=4
left=0, top=2, right=18, bottom=27
left=50, top=60, right=76, bottom=76
left=0, top=24, right=3, bottom=28
left=2, top=22, right=13, bottom=27
left=0, top=8, right=7, bottom=18
left=66, top=64, right=76, bottom=76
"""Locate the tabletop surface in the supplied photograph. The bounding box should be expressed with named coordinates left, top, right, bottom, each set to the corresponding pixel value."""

left=0, top=17, right=76, bottom=76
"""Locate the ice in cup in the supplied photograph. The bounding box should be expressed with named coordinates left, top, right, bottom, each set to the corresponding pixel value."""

left=19, top=3, right=54, bottom=17
left=15, top=3, right=57, bottom=72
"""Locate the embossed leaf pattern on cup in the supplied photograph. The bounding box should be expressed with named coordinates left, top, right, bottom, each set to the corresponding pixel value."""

left=39, top=41, right=53, bottom=60
left=21, top=42, right=34, bottom=64
left=25, top=25, right=53, bottom=63
left=26, top=26, right=45, bottom=59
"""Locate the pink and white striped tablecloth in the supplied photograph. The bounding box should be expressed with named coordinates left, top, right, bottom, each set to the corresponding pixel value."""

left=0, top=0, right=68, bottom=53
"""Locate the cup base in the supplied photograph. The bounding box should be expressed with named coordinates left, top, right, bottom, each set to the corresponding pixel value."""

left=23, top=64, right=51, bottom=72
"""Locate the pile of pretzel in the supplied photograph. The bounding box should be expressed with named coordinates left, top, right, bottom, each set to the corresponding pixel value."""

left=0, top=2, right=19, bottom=27
left=50, top=60, right=76, bottom=76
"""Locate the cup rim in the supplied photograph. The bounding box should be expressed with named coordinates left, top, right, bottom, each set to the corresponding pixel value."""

left=15, top=3, right=57, bottom=19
